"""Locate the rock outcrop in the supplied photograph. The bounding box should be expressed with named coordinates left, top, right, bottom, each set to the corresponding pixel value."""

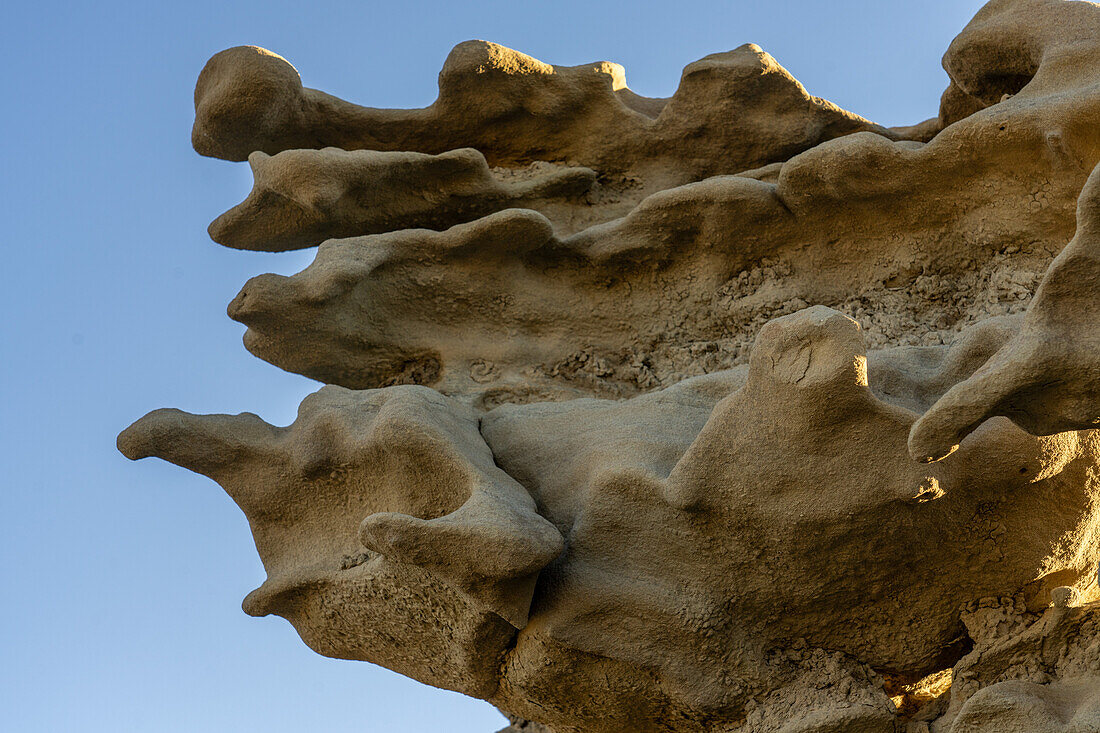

left=122, top=1, right=1100, bottom=731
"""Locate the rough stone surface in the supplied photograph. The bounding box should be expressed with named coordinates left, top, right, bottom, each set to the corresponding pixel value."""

left=121, top=1, right=1100, bottom=731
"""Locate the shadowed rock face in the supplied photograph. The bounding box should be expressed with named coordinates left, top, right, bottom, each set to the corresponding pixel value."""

left=122, top=2, right=1100, bottom=732
left=117, top=386, right=563, bottom=697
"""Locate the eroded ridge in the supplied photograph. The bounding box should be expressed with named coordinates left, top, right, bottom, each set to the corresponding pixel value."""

left=216, top=0, right=1100, bottom=401
left=192, top=41, right=887, bottom=175
left=122, top=309, right=1100, bottom=732
left=196, top=40, right=893, bottom=252
left=210, top=147, right=598, bottom=251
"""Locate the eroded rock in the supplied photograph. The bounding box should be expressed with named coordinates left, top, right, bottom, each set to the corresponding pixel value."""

left=122, top=1, right=1100, bottom=731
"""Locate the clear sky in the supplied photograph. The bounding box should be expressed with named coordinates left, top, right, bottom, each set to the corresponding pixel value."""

left=2, top=1, right=986, bottom=731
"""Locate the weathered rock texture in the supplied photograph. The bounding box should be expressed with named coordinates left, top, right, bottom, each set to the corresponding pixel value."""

left=121, top=1, right=1100, bottom=731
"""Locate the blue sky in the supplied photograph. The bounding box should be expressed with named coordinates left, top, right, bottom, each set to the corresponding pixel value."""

left=1, top=1, right=985, bottom=730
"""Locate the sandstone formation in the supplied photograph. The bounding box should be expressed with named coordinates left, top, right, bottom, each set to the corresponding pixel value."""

left=121, top=1, right=1100, bottom=731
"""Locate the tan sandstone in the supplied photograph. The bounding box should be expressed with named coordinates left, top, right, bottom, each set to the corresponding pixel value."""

left=121, top=2, right=1100, bottom=731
